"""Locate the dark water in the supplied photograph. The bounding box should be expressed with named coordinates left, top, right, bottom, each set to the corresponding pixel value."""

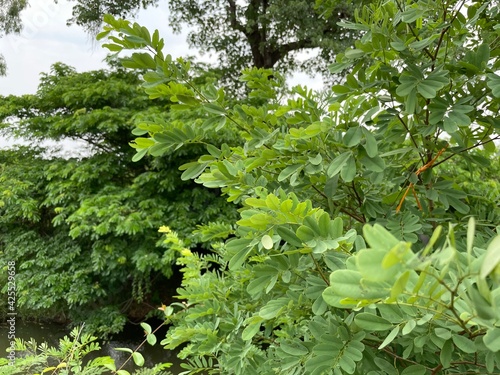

left=0, top=320, right=184, bottom=374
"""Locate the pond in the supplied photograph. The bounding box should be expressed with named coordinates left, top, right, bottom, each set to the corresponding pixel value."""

left=0, top=320, right=185, bottom=374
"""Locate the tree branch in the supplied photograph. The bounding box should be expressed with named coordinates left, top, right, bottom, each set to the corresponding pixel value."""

left=227, top=0, right=246, bottom=34
left=433, top=135, right=500, bottom=168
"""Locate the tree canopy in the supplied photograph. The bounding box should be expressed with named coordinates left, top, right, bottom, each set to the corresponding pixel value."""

left=167, top=0, right=362, bottom=81
left=0, top=62, right=237, bottom=336
left=0, top=0, right=361, bottom=82
left=0, top=0, right=29, bottom=75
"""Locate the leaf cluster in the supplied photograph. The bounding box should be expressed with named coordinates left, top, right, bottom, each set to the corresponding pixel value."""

left=50, top=0, right=500, bottom=373
left=0, top=325, right=173, bottom=375
left=0, top=63, right=237, bottom=336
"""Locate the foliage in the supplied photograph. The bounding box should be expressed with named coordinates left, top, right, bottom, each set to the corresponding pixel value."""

left=67, top=0, right=159, bottom=35
left=0, top=325, right=172, bottom=375
left=167, top=0, right=365, bottom=83
left=0, top=63, right=237, bottom=336
left=0, top=0, right=29, bottom=75
left=98, top=0, right=500, bottom=372
left=0, top=0, right=26, bottom=36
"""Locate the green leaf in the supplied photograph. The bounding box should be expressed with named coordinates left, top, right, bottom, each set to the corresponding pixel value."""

left=296, top=225, right=316, bottom=242
left=132, top=352, right=145, bottom=367
left=327, top=152, right=351, bottom=177
left=417, top=69, right=449, bottom=98
left=132, top=148, right=148, bottom=162
left=480, top=235, right=500, bottom=279
left=356, top=249, right=393, bottom=282
left=277, top=227, right=303, bottom=247
left=280, top=341, right=309, bottom=356
left=440, top=339, right=452, bottom=368
left=242, top=317, right=263, bottom=341
left=278, top=164, right=303, bottom=182
left=390, top=271, right=410, bottom=299
left=259, top=297, right=288, bottom=319
left=484, top=328, right=500, bottom=352
left=475, top=43, right=490, bottom=67
left=374, top=358, right=398, bottom=375
left=362, top=129, right=378, bottom=157
left=354, top=313, right=393, bottom=331
left=409, top=35, right=439, bottom=51
left=401, top=6, right=425, bottom=23
left=452, top=335, right=476, bottom=354
left=338, top=353, right=356, bottom=373
left=203, top=103, right=226, bottom=115
left=401, top=365, right=426, bottom=375
left=341, top=155, right=356, bottom=182
left=227, top=238, right=252, bottom=270
left=146, top=333, right=157, bottom=346
left=379, top=326, right=400, bottom=349
left=344, top=126, right=362, bottom=147
left=363, top=224, right=400, bottom=252
left=261, top=234, right=274, bottom=250
left=402, top=320, right=416, bottom=335
left=324, top=175, right=339, bottom=197
left=331, top=85, right=352, bottom=94
left=360, top=154, right=385, bottom=172
left=140, top=322, right=152, bottom=334
left=326, top=270, right=388, bottom=300
left=102, top=43, right=123, bottom=52
left=344, top=48, right=365, bottom=59
left=115, top=347, right=133, bottom=354
left=487, top=74, right=500, bottom=97
left=179, top=162, right=208, bottom=181
left=309, top=153, right=323, bottom=165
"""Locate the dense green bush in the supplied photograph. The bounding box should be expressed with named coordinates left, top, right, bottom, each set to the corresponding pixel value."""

left=95, top=0, right=500, bottom=373
left=0, top=64, right=237, bottom=335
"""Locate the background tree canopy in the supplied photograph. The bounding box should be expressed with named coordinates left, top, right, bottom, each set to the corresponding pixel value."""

left=0, top=0, right=362, bottom=82
left=0, top=62, right=237, bottom=336
left=0, top=0, right=29, bottom=75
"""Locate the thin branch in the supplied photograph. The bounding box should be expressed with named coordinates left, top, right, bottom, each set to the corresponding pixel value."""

left=310, top=253, right=329, bottom=286
left=433, top=135, right=500, bottom=168
left=364, top=341, right=432, bottom=369
left=351, top=181, right=363, bottom=207
left=311, top=185, right=366, bottom=223
left=432, top=0, right=467, bottom=66
left=396, top=114, right=425, bottom=164
left=393, top=0, right=434, bottom=60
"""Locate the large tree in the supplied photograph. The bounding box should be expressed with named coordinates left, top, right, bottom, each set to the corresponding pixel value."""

left=166, top=0, right=360, bottom=78
left=1, top=0, right=362, bottom=81
left=0, top=62, right=237, bottom=336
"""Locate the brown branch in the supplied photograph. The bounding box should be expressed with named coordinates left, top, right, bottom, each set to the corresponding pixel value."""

left=227, top=0, right=246, bottom=34
left=310, top=253, right=330, bottom=286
